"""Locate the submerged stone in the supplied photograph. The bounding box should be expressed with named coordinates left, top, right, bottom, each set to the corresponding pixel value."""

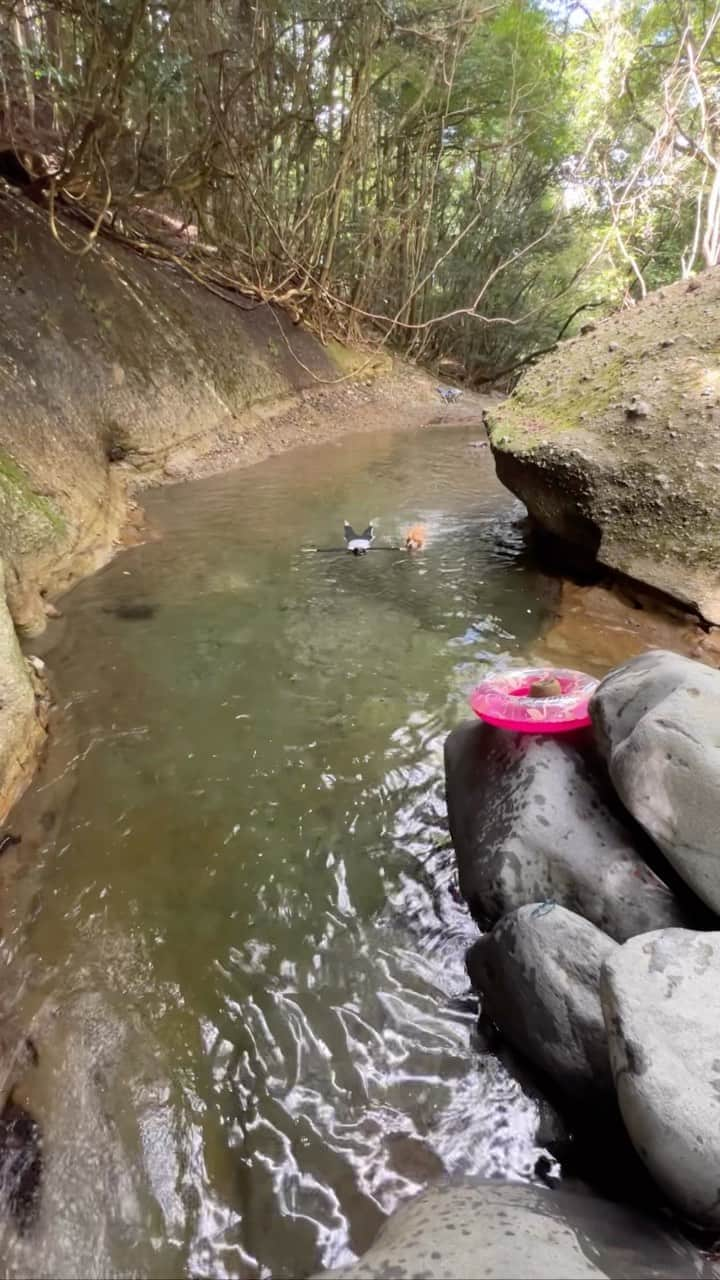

left=102, top=601, right=157, bottom=621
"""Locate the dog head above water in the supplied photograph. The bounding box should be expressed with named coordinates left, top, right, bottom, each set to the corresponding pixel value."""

left=404, top=524, right=427, bottom=551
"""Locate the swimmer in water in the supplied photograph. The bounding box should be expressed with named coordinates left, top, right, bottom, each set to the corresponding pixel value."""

left=343, top=521, right=375, bottom=555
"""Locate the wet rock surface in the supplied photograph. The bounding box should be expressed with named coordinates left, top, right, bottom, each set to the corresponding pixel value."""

left=0, top=1101, right=42, bottom=1235
left=445, top=719, right=689, bottom=941
left=316, top=1181, right=717, bottom=1279
left=0, top=561, right=47, bottom=822
left=591, top=649, right=720, bottom=915
left=602, top=928, right=720, bottom=1228
left=467, top=903, right=616, bottom=1099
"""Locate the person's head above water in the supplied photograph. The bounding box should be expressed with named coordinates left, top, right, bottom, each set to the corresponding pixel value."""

left=343, top=521, right=375, bottom=555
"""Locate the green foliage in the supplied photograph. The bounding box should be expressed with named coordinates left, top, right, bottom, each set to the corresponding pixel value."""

left=1, top=0, right=719, bottom=381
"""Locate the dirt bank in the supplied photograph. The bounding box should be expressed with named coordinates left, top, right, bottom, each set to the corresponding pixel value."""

left=0, top=186, right=490, bottom=818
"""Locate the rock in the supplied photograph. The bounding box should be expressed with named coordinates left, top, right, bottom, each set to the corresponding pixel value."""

left=529, top=676, right=561, bottom=697
left=535, top=1098, right=571, bottom=1150
left=162, top=448, right=196, bottom=479
left=385, top=1133, right=445, bottom=1183
left=580, top=320, right=597, bottom=334
left=0, top=1021, right=40, bottom=1112
left=444, top=720, right=689, bottom=941
left=590, top=649, right=720, bottom=914
left=315, top=1182, right=715, bottom=1279
left=487, top=271, right=720, bottom=623
left=0, top=564, right=46, bottom=821
left=467, top=903, right=616, bottom=1099
left=533, top=1152, right=557, bottom=1184
left=6, top=576, right=46, bottom=639
left=602, top=928, right=720, bottom=1227
left=0, top=1100, right=42, bottom=1235
left=625, top=397, right=651, bottom=418
left=102, top=601, right=157, bottom=621
left=0, top=832, right=21, bottom=857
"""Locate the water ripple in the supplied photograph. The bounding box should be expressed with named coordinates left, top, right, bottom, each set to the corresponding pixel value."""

left=0, top=426, right=557, bottom=1278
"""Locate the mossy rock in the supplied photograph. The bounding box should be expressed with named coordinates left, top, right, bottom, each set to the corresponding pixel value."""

left=487, top=272, right=720, bottom=623
left=0, top=452, right=65, bottom=557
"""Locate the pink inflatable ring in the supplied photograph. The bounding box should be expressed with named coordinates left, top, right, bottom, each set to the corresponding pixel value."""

left=469, top=666, right=599, bottom=734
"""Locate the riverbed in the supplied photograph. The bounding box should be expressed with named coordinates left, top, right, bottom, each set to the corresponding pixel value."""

left=2, top=425, right=563, bottom=1278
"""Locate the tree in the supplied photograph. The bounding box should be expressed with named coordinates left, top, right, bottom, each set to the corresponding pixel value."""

left=1, top=0, right=718, bottom=382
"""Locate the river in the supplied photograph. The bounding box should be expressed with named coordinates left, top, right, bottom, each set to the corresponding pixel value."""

left=0, top=425, right=564, bottom=1278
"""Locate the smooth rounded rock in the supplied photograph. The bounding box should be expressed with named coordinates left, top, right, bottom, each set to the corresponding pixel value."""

left=444, top=720, right=689, bottom=941
left=590, top=650, right=720, bottom=915
left=467, top=903, right=616, bottom=1099
left=315, top=1181, right=715, bottom=1279
left=602, top=928, right=720, bottom=1227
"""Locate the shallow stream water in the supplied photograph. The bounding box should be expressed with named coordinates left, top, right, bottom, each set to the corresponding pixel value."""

left=1, top=426, right=566, bottom=1278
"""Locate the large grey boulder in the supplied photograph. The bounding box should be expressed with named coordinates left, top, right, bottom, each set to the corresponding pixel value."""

left=467, top=903, right=616, bottom=1099
left=445, top=719, right=689, bottom=942
left=485, top=271, right=720, bottom=624
left=315, top=1181, right=715, bottom=1279
left=602, top=928, right=720, bottom=1228
left=591, top=649, right=720, bottom=915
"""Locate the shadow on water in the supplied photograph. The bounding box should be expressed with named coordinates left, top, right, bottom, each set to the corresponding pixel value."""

left=0, top=426, right=569, bottom=1278
left=102, top=602, right=159, bottom=621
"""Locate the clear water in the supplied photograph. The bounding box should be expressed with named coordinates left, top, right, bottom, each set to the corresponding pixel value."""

left=1, top=426, right=559, bottom=1279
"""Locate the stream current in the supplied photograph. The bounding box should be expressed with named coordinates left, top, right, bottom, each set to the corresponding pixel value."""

left=0, top=425, right=562, bottom=1278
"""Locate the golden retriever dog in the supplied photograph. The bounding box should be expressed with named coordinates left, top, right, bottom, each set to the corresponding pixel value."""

left=404, top=524, right=427, bottom=551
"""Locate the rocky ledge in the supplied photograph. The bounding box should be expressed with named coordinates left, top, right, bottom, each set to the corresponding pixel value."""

left=486, top=271, right=720, bottom=623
